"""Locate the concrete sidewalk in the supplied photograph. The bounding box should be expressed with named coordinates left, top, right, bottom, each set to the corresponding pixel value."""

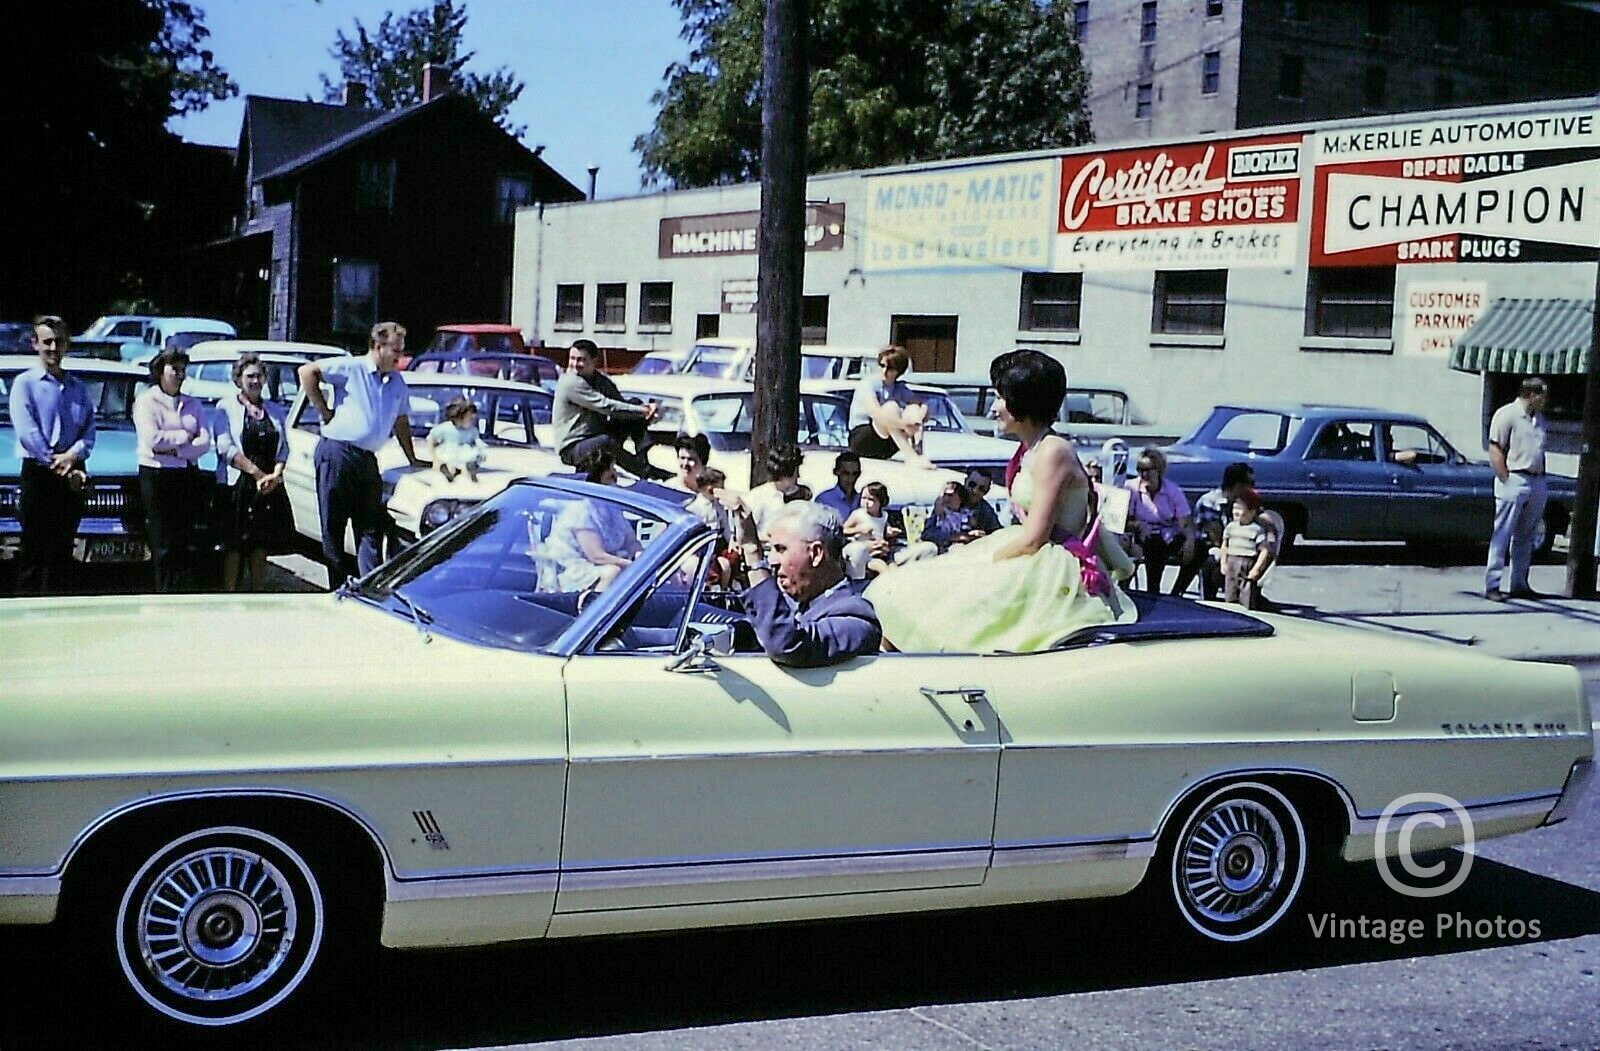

left=1258, top=556, right=1600, bottom=666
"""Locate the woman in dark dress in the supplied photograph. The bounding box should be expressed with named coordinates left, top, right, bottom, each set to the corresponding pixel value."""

left=212, top=353, right=294, bottom=591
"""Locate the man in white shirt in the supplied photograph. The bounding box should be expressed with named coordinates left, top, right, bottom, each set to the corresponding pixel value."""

left=1484, top=376, right=1549, bottom=602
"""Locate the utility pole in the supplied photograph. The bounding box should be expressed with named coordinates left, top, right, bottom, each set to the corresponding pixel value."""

left=750, top=0, right=808, bottom=485
left=1565, top=288, right=1600, bottom=598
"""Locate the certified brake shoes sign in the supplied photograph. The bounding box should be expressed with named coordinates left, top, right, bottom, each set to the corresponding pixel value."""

left=1311, top=109, right=1600, bottom=265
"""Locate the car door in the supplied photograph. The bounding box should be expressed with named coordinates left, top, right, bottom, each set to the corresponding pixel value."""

left=558, top=574, right=1002, bottom=913
left=282, top=393, right=324, bottom=540
left=1299, top=419, right=1391, bottom=539
left=1381, top=422, right=1491, bottom=542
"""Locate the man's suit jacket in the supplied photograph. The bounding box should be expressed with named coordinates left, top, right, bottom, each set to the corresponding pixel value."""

left=742, top=577, right=882, bottom=667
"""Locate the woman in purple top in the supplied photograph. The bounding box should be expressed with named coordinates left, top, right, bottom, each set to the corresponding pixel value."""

left=133, top=348, right=213, bottom=592
left=1123, top=446, right=1195, bottom=595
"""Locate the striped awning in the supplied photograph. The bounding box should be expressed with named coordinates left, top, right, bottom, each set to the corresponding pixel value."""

left=1449, top=297, right=1593, bottom=375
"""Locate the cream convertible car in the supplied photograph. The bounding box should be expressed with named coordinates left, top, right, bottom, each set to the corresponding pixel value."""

left=1, top=478, right=1592, bottom=1030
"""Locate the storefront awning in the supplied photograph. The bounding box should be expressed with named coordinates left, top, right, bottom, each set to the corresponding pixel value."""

left=1450, top=297, right=1593, bottom=375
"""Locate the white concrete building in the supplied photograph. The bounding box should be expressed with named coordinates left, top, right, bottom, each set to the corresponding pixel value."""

left=513, top=95, right=1597, bottom=465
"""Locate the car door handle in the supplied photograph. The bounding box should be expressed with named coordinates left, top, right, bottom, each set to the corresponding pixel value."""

left=921, top=686, right=988, bottom=705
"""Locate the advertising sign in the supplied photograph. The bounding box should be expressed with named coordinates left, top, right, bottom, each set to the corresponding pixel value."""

left=863, top=159, right=1056, bottom=272
left=1398, top=281, right=1487, bottom=357
left=1311, top=110, right=1600, bottom=265
left=720, top=278, right=758, bottom=314
left=659, top=204, right=846, bottom=259
left=1053, top=134, right=1302, bottom=270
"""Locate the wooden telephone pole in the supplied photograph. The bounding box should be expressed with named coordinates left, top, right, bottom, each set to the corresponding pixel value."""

left=750, top=0, right=808, bottom=485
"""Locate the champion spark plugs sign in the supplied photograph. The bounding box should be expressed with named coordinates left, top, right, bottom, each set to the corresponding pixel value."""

left=1311, top=109, right=1600, bottom=265
left=1053, top=134, right=1302, bottom=270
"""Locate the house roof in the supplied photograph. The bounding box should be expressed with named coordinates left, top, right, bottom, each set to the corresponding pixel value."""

left=242, top=96, right=383, bottom=179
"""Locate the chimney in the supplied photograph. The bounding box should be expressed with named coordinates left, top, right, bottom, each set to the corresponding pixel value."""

left=341, top=81, right=368, bottom=108
left=587, top=164, right=600, bottom=200
left=422, top=63, right=451, bottom=102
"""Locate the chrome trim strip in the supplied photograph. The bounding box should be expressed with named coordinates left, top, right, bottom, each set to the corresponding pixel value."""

left=0, top=875, right=61, bottom=897
left=1349, top=793, right=1560, bottom=834
left=2, top=755, right=565, bottom=785
left=1000, top=734, right=1593, bottom=753
left=1545, top=759, right=1594, bottom=826
left=991, top=840, right=1157, bottom=867
left=389, top=871, right=558, bottom=901
left=572, top=746, right=999, bottom=764
left=559, top=848, right=992, bottom=892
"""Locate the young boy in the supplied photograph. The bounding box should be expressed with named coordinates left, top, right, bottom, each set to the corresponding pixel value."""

left=1220, top=487, right=1272, bottom=610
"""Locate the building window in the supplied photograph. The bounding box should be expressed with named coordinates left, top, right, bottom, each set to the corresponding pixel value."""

left=1365, top=0, right=1390, bottom=35
left=1278, top=54, right=1304, bottom=99
left=1136, top=82, right=1154, bottom=119
left=554, top=284, right=584, bottom=328
left=595, top=283, right=626, bottom=328
left=356, top=158, right=396, bottom=212
left=1019, top=273, right=1083, bottom=332
left=1308, top=267, right=1395, bottom=339
left=1140, top=1, right=1157, bottom=43
left=802, top=295, right=829, bottom=344
left=1153, top=270, right=1227, bottom=335
left=1434, top=75, right=1454, bottom=106
left=1202, top=51, right=1221, bottom=94
left=1363, top=66, right=1387, bottom=109
left=332, top=259, right=379, bottom=334
left=1282, top=0, right=1303, bottom=21
left=1206, top=0, right=1223, bottom=16
left=696, top=313, right=720, bottom=339
left=1073, top=0, right=1089, bottom=39
left=495, top=175, right=534, bottom=224
left=639, top=281, right=673, bottom=329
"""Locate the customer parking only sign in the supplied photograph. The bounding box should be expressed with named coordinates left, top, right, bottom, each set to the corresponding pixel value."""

left=1312, top=109, right=1600, bottom=265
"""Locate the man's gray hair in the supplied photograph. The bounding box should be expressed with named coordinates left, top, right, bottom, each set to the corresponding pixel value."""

left=768, top=500, right=845, bottom=561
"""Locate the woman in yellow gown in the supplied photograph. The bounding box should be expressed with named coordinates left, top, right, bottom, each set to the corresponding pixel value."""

left=866, top=350, right=1137, bottom=653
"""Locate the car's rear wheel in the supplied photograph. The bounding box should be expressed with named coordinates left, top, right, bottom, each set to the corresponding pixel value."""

left=99, top=825, right=332, bottom=1028
left=1164, top=782, right=1307, bottom=943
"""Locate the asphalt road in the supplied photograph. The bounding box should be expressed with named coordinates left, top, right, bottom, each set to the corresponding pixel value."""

left=2, top=559, right=1597, bottom=1050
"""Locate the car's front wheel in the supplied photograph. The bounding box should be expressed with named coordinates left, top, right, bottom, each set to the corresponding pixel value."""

left=106, top=825, right=330, bottom=1028
left=1164, top=782, right=1308, bottom=943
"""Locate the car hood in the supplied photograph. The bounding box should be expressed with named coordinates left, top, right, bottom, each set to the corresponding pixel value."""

left=914, top=432, right=1015, bottom=465
left=0, top=427, right=142, bottom=479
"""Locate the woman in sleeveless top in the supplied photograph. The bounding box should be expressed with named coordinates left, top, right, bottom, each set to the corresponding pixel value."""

left=212, top=353, right=294, bottom=590
left=866, top=350, right=1136, bottom=653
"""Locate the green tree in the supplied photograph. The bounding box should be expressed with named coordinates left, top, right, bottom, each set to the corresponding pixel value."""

left=636, top=0, right=1091, bottom=189
left=318, top=0, right=526, bottom=137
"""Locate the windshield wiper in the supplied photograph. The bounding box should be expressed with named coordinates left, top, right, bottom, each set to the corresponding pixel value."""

left=391, top=588, right=434, bottom=642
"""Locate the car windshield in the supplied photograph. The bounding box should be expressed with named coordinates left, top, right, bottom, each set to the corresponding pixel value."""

left=688, top=392, right=852, bottom=450
left=1060, top=390, right=1129, bottom=426
left=402, top=384, right=554, bottom=444
left=357, top=484, right=676, bottom=652
left=166, top=331, right=226, bottom=352
left=1188, top=408, right=1306, bottom=455
left=0, top=369, right=143, bottom=428
left=631, top=355, right=679, bottom=375
left=687, top=348, right=741, bottom=378
left=914, top=392, right=967, bottom=433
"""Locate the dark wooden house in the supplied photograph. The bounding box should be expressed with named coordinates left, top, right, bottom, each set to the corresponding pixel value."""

left=206, top=78, right=583, bottom=348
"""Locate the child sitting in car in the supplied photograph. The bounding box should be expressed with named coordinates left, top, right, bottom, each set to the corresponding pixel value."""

left=427, top=396, right=487, bottom=482
left=842, top=482, right=938, bottom=579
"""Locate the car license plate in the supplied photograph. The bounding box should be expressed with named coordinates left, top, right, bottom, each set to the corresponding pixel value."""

left=79, top=538, right=150, bottom=563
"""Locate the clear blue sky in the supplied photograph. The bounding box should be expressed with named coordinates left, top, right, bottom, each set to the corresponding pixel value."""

left=168, top=0, right=688, bottom=197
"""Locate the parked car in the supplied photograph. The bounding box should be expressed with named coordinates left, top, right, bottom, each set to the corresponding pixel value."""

left=0, top=357, right=152, bottom=567
left=630, top=348, right=694, bottom=375
left=616, top=374, right=1008, bottom=513
left=1, top=473, right=1589, bottom=1030
left=0, top=322, right=36, bottom=354
left=407, top=348, right=560, bottom=392
left=402, top=323, right=530, bottom=370
left=180, top=341, right=349, bottom=407
left=804, top=379, right=1016, bottom=483
left=282, top=372, right=564, bottom=548
left=915, top=371, right=1181, bottom=449
left=1160, top=403, right=1579, bottom=554
left=119, top=317, right=238, bottom=363
left=677, top=339, right=880, bottom=383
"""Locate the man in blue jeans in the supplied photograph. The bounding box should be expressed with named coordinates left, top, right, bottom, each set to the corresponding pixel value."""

left=297, top=322, right=422, bottom=585
left=1485, top=376, right=1549, bottom=602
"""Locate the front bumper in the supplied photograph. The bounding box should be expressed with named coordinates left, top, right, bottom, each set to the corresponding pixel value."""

left=0, top=518, right=150, bottom=562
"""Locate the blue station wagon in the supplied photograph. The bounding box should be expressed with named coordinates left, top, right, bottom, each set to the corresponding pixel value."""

left=1160, top=404, right=1577, bottom=554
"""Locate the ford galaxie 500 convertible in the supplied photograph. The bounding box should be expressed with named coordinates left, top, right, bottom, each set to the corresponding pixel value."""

left=0, top=478, right=1591, bottom=1030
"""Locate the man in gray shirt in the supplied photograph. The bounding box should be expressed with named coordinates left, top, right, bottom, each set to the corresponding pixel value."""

left=553, top=339, right=671, bottom=481
left=1484, top=376, right=1549, bottom=601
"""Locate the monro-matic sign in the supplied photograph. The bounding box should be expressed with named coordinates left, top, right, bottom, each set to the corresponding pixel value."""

left=1312, top=109, right=1600, bottom=265
left=1053, top=133, right=1302, bottom=271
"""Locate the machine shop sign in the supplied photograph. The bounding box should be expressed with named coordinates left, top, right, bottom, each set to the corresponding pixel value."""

left=1311, top=110, right=1600, bottom=265
left=863, top=159, right=1056, bottom=272
left=1054, top=133, right=1302, bottom=271
left=659, top=204, right=846, bottom=259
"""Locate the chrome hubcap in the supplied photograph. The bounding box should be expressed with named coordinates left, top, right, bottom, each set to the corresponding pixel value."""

left=1180, top=799, right=1286, bottom=924
left=135, top=847, right=297, bottom=1002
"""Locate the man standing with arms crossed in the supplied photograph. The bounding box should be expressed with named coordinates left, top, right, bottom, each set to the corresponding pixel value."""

left=1485, top=376, right=1549, bottom=602
left=9, top=315, right=94, bottom=594
left=298, top=322, right=422, bottom=586
left=553, top=339, right=672, bottom=481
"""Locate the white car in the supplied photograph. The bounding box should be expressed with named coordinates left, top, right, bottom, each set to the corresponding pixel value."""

left=674, top=339, right=880, bottom=383
left=118, top=317, right=238, bottom=363
left=283, top=373, right=566, bottom=550
left=615, top=374, right=1007, bottom=516
left=181, top=340, right=348, bottom=407
left=804, top=379, right=1017, bottom=484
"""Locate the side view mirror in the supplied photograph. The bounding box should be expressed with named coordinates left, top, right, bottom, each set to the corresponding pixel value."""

left=665, top=622, right=736, bottom=673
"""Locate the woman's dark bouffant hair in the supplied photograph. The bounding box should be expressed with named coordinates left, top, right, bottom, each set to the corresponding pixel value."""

left=576, top=449, right=616, bottom=483
left=764, top=442, right=805, bottom=479
left=989, top=349, right=1065, bottom=425
left=147, top=347, right=191, bottom=386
